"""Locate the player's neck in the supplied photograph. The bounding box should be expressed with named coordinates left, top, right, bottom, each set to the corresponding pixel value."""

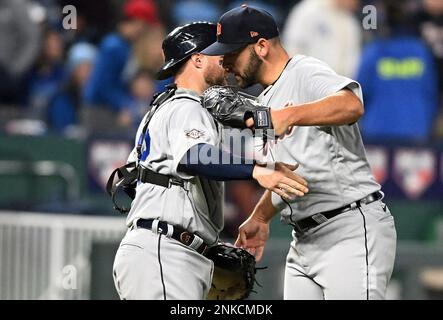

left=260, top=50, right=290, bottom=87
left=175, top=76, right=205, bottom=95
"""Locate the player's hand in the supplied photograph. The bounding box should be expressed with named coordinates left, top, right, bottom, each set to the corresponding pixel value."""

left=270, top=109, right=291, bottom=136
left=235, top=215, right=269, bottom=262
left=252, top=162, right=308, bottom=200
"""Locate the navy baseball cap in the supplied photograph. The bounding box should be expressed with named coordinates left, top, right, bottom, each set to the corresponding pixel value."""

left=201, top=4, right=279, bottom=56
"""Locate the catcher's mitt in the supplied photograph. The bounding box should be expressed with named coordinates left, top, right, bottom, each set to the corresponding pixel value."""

left=202, top=85, right=273, bottom=130
left=205, top=243, right=257, bottom=300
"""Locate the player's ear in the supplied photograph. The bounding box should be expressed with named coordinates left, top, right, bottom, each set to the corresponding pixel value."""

left=254, top=38, right=269, bottom=58
left=190, top=53, right=204, bottom=69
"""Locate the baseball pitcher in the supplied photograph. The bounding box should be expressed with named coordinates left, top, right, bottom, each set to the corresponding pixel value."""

left=202, top=5, right=397, bottom=300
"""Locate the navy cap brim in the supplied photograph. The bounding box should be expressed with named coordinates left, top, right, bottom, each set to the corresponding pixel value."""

left=201, top=41, right=247, bottom=56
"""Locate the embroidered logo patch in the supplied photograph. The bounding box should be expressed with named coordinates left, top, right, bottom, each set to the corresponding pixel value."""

left=185, top=129, right=205, bottom=139
left=180, top=232, right=193, bottom=245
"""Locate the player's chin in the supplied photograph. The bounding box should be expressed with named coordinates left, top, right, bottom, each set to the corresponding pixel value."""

left=234, top=75, right=245, bottom=87
left=206, top=77, right=226, bottom=87
left=220, top=76, right=228, bottom=86
left=213, top=78, right=228, bottom=86
left=235, top=75, right=253, bottom=89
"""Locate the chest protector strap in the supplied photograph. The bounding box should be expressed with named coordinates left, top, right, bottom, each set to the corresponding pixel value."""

left=106, top=85, right=200, bottom=214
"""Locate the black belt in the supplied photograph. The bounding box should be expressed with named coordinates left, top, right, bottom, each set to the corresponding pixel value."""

left=134, top=218, right=208, bottom=255
left=292, top=191, right=383, bottom=234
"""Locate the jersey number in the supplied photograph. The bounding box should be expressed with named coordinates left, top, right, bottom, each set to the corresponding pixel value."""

left=138, top=130, right=151, bottom=161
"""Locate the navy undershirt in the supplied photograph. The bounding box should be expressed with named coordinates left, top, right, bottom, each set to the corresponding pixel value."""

left=177, top=143, right=254, bottom=181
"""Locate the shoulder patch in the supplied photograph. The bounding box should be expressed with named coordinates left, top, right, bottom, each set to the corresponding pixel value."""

left=185, top=129, right=205, bottom=139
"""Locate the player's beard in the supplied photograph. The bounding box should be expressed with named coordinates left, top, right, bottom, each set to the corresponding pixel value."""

left=204, top=64, right=228, bottom=87
left=236, top=47, right=263, bottom=88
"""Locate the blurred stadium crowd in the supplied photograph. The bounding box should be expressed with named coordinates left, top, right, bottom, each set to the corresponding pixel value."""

left=1, top=0, right=443, bottom=139
left=0, top=0, right=443, bottom=238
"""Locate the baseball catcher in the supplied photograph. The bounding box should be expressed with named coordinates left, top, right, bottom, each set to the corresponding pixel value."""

left=205, top=243, right=258, bottom=300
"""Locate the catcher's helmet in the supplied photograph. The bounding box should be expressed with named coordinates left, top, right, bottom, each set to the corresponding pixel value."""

left=156, top=21, right=217, bottom=80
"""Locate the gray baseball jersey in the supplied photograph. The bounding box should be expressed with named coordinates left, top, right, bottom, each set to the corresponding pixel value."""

left=257, top=55, right=396, bottom=300
left=257, top=55, right=380, bottom=223
left=113, top=88, right=223, bottom=300
left=126, top=88, right=224, bottom=245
